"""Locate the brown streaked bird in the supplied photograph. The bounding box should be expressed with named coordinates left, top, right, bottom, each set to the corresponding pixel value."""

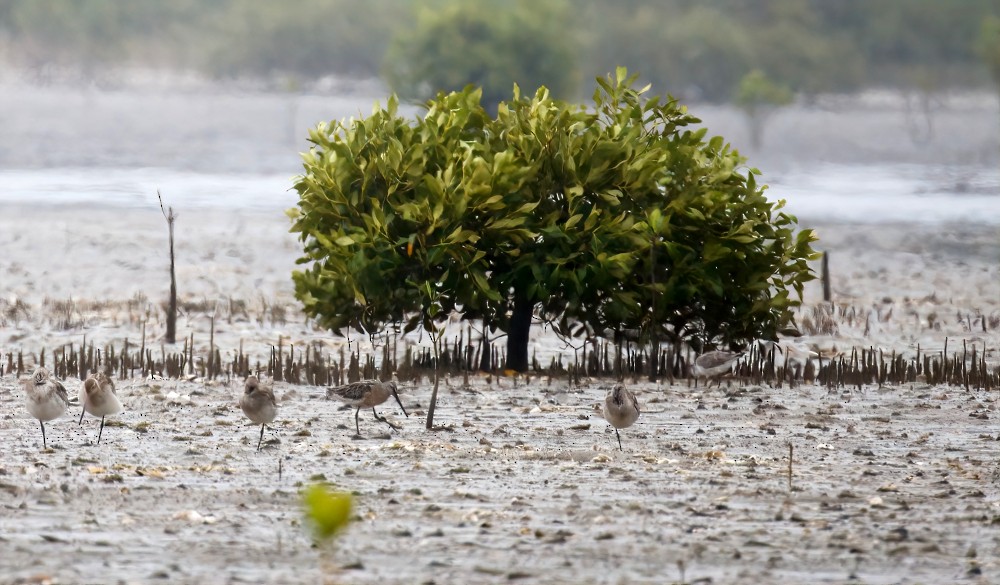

left=603, top=383, right=640, bottom=451
left=692, top=350, right=744, bottom=387
left=79, top=371, right=124, bottom=445
left=78, top=370, right=115, bottom=404
left=240, top=375, right=278, bottom=451
left=24, top=366, right=70, bottom=450
left=326, top=379, right=408, bottom=435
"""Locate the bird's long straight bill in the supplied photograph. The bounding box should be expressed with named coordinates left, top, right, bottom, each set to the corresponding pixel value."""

left=391, top=388, right=408, bottom=417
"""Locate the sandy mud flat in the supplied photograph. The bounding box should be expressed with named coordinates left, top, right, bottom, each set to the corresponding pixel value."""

left=1, top=370, right=999, bottom=585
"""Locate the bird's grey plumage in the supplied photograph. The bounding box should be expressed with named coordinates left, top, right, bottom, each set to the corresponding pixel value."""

left=603, top=383, right=640, bottom=451
left=240, top=375, right=278, bottom=451
left=25, top=366, right=70, bottom=449
left=692, top=350, right=744, bottom=386
left=756, top=339, right=818, bottom=369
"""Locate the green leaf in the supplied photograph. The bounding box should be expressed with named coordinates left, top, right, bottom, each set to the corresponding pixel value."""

left=303, top=483, right=353, bottom=542
left=563, top=214, right=583, bottom=229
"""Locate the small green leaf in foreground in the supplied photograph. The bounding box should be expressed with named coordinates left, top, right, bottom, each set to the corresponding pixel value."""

left=303, top=483, right=353, bottom=542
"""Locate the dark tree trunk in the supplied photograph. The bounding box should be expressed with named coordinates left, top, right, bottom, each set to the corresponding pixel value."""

left=505, top=293, right=533, bottom=372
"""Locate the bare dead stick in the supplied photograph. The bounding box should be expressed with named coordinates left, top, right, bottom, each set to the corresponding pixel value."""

left=158, top=190, right=178, bottom=344
left=821, top=250, right=831, bottom=302
left=788, top=442, right=794, bottom=492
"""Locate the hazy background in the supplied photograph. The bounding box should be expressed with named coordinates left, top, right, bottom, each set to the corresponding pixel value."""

left=0, top=0, right=998, bottom=219
left=2, top=1, right=999, bottom=101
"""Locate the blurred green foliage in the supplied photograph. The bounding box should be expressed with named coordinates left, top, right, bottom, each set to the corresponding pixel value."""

left=0, top=0, right=410, bottom=79
left=735, top=69, right=794, bottom=148
left=0, top=0, right=997, bottom=99
left=204, top=0, right=409, bottom=79
left=977, top=15, right=1000, bottom=88
left=736, top=70, right=794, bottom=110
left=302, top=483, right=353, bottom=542
left=383, top=0, right=577, bottom=110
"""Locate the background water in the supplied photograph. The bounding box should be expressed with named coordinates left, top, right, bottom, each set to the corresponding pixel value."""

left=0, top=79, right=997, bottom=223
left=1, top=163, right=997, bottom=225
left=769, top=163, right=1000, bottom=224
left=0, top=167, right=294, bottom=211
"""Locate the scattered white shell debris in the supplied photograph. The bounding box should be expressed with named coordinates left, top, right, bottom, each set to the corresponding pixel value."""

left=165, top=391, right=192, bottom=405
left=172, top=510, right=217, bottom=524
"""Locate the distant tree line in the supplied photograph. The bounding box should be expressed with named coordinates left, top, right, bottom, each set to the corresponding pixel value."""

left=0, top=0, right=998, bottom=103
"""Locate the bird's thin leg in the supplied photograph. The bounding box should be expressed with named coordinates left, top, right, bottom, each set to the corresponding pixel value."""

left=257, top=424, right=265, bottom=451
left=372, top=407, right=400, bottom=431
left=354, top=407, right=361, bottom=435
left=96, top=416, right=106, bottom=445
left=615, top=428, right=623, bottom=451
left=78, top=408, right=86, bottom=425
left=40, top=421, right=47, bottom=450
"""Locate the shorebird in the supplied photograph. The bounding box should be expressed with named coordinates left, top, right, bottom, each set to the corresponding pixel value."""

left=692, top=350, right=744, bottom=387
left=326, top=379, right=408, bottom=435
left=603, top=383, right=640, bottom=451
left=755, top=339, right=819, bottom=370
left=780, top=341, right=819, bottom=369
left=77, top=370, right=114, bottom=404
left=240, top=375, right=278, bottom=451
left=24, top=366, right=70, bottom=449
left=79, top=371, right=123, bottom=444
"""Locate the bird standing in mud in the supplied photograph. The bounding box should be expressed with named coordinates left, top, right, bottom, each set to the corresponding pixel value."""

left=24, top=366, right=70, bottom=450
left=326, top=379, right=408, bottom=435
left=755, top=339, right=819, bottom=371
left=79, top=370, right=123, bottom=445
left=240, top=375, right=278, bottom=451
left=603, top=383, right=640, bottom=451
left=692, top=350, right=744, bottom=387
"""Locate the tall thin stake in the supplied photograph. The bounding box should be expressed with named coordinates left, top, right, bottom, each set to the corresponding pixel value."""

left=821, top=251, right=831, bottom=303
left=648, top=233, right=658, bottom=382
left=158, top=190, right=178, bottom=344
left=209, top=314, right=216, bottom=379
left=787, top=442, right=794, bottom=492
left=426, top=326, right=442, bottom=430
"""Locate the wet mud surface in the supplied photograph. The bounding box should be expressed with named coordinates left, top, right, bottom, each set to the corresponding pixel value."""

left=2, top=373, right=998, bottom=584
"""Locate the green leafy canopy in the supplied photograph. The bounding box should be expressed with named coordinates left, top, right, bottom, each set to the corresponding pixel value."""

left=288, top=68, right=819, bottom=351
